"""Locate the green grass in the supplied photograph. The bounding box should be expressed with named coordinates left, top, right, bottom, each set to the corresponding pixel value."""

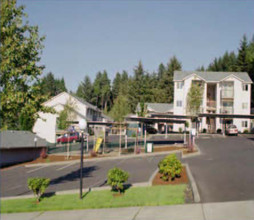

left=1, top=185, right=186, bottom=213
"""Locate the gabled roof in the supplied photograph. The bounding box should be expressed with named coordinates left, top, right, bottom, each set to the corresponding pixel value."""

left=0, top=130, right=47, bottom=149
left=174, top=71, right=252, bottom=83
left=137, top=103, right=174, bottom=114
left=43, top=92, right=100, bottom=112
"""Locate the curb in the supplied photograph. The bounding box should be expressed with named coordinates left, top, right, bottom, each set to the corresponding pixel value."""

left=183, top=163, right=201, bottom=203
left=148, top=168, right=159, bottom=186
left=24, top=150, right=182, bottom=167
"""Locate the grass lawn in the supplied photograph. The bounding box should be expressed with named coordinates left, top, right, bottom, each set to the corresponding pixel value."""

left=1, top=185, right=186, bottom=213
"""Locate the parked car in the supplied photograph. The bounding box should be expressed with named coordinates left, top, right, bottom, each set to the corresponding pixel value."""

left=225, top=125, right=238, bottom=136
left=146, top=125, right=157, bottom=134
left=57, top=132, right=81, bottom=144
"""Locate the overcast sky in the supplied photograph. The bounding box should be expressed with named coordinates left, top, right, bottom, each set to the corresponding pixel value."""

left=19, top=0, right=254, bottom=92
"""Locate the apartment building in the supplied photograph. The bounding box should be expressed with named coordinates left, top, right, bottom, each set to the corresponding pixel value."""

left=173, top=71, right=252, bottom=133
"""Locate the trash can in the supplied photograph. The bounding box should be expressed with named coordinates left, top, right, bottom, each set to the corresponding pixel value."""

left=145, top=142, right=154, bottom=153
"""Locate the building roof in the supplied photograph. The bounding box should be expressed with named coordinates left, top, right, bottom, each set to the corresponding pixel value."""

left=137, top=103, right=174, bottom=114
left=43, top=92, right=100, bottom=112
left=174, top=71, right=252, bottom=83
left=0, top=130, right=47, bottom=149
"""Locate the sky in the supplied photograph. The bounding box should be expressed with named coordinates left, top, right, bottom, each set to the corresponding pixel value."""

left=19, top=0, right=254, bottom=92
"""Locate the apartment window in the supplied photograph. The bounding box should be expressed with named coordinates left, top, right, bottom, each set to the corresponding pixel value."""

left=242, top=103, right=248, bottom=109
left=242, top=84, right=248, bottom=91
left=177, top=82, right=184, bottom=89
left=176, top=100, right=182, bottom=107
left=242, top=121, right=248, bottom=128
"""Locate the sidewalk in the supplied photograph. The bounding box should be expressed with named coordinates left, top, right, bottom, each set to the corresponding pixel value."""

left=2, top=200, right=254, bottom=220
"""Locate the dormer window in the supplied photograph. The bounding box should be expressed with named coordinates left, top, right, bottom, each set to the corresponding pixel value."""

left=242, top=84, right=248, bottom=91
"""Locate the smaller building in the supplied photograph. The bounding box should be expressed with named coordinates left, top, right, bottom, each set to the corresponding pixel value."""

left=33, top=92, right=111, bottom=143
left=136, top=103, right=174, bottom=133
left=0, top=130, right=47, bottom=167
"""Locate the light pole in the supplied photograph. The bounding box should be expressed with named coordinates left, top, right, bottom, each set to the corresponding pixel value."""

left=79, top=119, right=87, bottom=199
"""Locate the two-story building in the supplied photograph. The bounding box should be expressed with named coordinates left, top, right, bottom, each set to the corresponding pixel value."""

left=173, top=71, right=252, bottom=133
left=33, top=92, right=110, bottom=143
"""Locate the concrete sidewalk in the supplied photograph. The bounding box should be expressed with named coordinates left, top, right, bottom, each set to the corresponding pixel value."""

left=2, top=200, right=254, bottom=220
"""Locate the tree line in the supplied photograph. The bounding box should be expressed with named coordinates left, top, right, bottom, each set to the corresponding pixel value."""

left=75, top=57, right=182, bottom=121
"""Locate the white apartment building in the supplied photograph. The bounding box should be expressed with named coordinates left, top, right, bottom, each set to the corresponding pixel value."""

left=173, top=71, right=253, bottom=133
left=33, top=92, right=109, bottom=143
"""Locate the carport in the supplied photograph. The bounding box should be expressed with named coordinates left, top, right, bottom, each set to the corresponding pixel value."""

left=125, top=116, right=187, bottom=147
left=199, top=113, right=254, bottom=135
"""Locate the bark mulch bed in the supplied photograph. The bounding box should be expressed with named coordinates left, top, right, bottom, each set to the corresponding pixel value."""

left=152, top=166, right=189, bottom=186
left=141, top=145, right=184, bottom=153
left=182, top=148, right=198, bottom=155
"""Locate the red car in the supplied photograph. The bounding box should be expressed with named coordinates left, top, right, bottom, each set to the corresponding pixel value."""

left=57, top=132, right=81, bottom=144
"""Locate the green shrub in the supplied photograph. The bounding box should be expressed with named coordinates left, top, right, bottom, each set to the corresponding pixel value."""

left=217, top=128, right=222, bottom=134
left=179, top=127, right=183, bottom=133
left=131, top=133, right=136, bottom=138
left=27, top=177, right=50, bottom=202
left=107, top=167, right=129, bottom=193
left=243, top=129, right=249, bottom=134
left=158, top=154, right=183, bottom=181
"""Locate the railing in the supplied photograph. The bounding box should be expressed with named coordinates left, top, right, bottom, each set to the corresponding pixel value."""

left=221, top=90, right=234, bottom=99
left=220, top=107, right=234, bottom=114
left=207, top=100, right=216, bottom=108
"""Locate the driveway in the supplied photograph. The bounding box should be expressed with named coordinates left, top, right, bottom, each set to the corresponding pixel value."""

left=183, top=135, right=254, bottom=203
left=1, top=154, right=167, bottom=197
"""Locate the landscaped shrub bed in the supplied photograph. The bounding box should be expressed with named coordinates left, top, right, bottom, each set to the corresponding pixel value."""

left=158, top=154, right=183, bottom=181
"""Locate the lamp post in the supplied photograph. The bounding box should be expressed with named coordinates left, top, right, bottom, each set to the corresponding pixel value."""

left=79, top=119, right=87, bottom=199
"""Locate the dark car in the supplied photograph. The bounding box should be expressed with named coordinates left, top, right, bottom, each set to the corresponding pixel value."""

left=146, top=125, right=157, bottom=134
left=57, top=132, right=81, bottom=144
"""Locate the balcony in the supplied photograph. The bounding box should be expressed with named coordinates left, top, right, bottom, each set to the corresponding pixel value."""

left=220, top=107, right=234, bottom=114
left=221, top=90, right=234, bottom=99
left=207, top=100, right=216, bottom=109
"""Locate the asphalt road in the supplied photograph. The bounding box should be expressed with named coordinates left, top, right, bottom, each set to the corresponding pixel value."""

left=1, top=154, right=167, bottom=197
left=183, top=134, right=254, bottom=203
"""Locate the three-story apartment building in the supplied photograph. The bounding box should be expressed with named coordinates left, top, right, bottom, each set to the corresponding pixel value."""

left=173, top=71, right=252, bottom=133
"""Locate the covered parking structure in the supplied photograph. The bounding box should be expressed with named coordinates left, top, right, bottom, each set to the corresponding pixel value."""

left=151, top=113, right=254, bottom=134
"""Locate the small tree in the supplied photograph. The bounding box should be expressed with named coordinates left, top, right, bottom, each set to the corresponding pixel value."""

left=57, top=97, right=76, bottom=130
left=107, top=167, right=129, bottom=193
left=27, top=177, right=50, bottom=203
left=186, top=83, right=203, bottom=116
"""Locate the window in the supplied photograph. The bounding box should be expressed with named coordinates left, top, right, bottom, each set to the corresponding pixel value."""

left=176, top=82, right=184, bottom=89
left=242, top=84, right=248, bottom=91
left=242, top=121, right=248, bottom=128
left=242, top=103, right=248, bottom=109
left=176, top=100, right=182, bottom=107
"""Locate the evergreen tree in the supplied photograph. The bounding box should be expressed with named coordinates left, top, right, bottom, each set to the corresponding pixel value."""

left=0, top=0, right=52, bottom=130
left=237, top=35, right=249, bottom=72
left=112, top=72, right=122, bottom=100
left=76, top=76, right=93, bottom=102
left=160, top=56, right=182, bottom=103
left=101, top=71, right=111, bottom=112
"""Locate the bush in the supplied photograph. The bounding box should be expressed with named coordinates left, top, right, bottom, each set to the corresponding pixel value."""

left=27, top=177, right=50, bottom=202
left=243, top=129, right=249, bottom=134
left=202, top=128, right=207, bottom=133
left=158, top=154, right=183, bottom=181
left=107, top=167, right=129, bottom=193
left=217, top=128, right=222, bottom=134
left=178, top=127, right=183, bottom=133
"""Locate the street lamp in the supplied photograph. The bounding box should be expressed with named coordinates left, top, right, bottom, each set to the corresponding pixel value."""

left=79, top=119, right=87, bottom=199
left=34, top=136, right=38, bottom=147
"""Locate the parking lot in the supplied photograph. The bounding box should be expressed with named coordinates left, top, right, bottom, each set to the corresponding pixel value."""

left=183, top=134, right=254, bottom=203
left=1, top=154, right=167, bottom=197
